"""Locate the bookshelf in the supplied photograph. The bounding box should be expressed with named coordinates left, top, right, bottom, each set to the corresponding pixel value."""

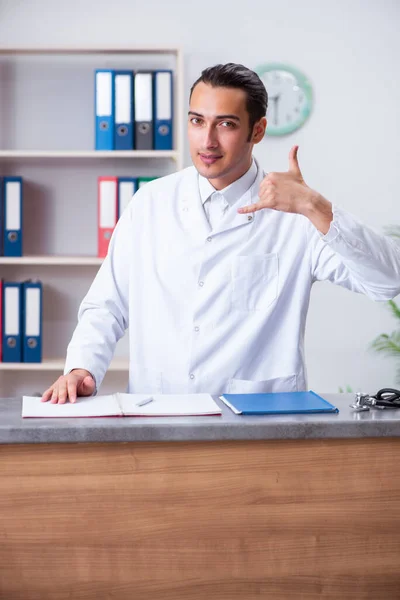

left=0, top=150, right=179, bottom=159
left=0, top=358, right=129, bottom=371
left=0, top=256, right=103, bottom=267
left=0, top=47, right=184, bottom=395
left=0, top=256, right=103, bottom=266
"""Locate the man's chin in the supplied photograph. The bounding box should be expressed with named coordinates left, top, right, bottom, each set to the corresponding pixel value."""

left=194, top=159, right=225, bottom=179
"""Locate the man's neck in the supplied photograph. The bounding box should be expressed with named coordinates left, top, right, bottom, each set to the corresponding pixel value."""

left=207, top=157, right=253, bottom=191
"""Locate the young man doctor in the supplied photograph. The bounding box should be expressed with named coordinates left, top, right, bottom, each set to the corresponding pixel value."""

left=42, top=63, right=400, bottom=404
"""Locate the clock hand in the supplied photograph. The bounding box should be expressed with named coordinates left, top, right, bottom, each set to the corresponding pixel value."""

left=270, top=94, right=281, bottom=126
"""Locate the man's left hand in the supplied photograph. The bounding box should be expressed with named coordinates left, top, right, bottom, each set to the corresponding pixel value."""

left=238, top=146, right=333, bottom=234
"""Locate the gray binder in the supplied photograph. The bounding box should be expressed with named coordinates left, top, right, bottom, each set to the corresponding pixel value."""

left=134, top=72, right=153, bottom=150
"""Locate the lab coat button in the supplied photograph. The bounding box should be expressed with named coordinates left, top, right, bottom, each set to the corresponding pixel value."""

left=206, top=237, right=212, bottom=242
left=198, top=281, right=204, bottom=287
left=247, top=215, right=253, bottom=221
left=190, top=373, right=195, bottom=380
left=194, top=326, right=200, bottom=332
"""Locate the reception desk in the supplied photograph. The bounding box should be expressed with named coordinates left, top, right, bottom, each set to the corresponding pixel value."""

left=1, top=393, right=400, bottom=600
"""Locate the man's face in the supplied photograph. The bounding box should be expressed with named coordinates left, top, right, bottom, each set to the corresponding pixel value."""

left=188, top=82, right=259, bottom=190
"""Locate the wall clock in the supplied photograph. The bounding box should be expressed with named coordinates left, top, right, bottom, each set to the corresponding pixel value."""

left=255, top=63, right=313, bottom=136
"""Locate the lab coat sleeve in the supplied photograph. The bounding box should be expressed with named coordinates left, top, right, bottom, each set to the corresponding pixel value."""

left=308, top=204, right=400, bottom=301
left=63, top=203, right=132, bottom=390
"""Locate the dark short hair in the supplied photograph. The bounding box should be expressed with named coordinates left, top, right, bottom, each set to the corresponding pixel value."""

left=189, top=63, right=268, bottom=141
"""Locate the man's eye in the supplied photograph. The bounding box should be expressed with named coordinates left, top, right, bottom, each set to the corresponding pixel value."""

left=221, top=121, right=235, bottom=128
left=190, top=118, right=202, bottom=125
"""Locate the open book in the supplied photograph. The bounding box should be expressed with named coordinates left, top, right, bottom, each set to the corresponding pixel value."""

left=22, top=393, right=222, bottom=418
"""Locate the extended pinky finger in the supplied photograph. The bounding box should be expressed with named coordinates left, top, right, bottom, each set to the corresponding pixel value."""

left=237, top=204, right=259, bottom=214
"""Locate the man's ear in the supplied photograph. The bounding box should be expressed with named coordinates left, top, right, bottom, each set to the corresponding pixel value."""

left=252, top=117, right=267, bottom=144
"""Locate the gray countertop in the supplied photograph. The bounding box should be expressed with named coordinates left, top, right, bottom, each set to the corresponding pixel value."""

left=1, top=393, right=400, bottom=444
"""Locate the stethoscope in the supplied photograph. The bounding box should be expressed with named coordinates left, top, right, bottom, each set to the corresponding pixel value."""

left=350, top=388, right=400, bottom=412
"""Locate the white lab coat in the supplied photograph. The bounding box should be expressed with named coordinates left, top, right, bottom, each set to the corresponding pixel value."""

left=64, top=158, right=400, bottom=394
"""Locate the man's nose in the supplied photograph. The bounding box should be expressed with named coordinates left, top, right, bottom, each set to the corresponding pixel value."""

left=204, top=126, right=218, bottom=149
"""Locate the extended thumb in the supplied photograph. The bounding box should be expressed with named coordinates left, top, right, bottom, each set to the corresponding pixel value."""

left=82, top=375, right=95, bottom=392
left=289, top=145, right=302, bottom=176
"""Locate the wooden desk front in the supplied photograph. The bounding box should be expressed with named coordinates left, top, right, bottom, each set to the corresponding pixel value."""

left=1, top=438, right=399, bottom=599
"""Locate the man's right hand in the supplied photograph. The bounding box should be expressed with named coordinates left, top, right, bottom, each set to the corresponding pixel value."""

left=41, top=369, right=95, bottom=404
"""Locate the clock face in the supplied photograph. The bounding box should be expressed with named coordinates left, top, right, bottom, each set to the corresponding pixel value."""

left=255, top=63, right=313, bottom=136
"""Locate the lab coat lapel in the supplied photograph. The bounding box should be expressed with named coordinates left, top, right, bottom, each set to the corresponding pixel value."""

left=179, top=168, right=211, bottom=242
left=213, top=160, right=266, bottom=235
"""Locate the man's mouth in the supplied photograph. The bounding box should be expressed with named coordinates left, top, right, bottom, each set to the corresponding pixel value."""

left=199, top=153, right=222, bottom=165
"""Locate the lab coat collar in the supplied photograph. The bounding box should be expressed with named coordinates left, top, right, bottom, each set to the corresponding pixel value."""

left=180, top=157, right=265, bottom=242
left=198, top=157, right=258, bottom=208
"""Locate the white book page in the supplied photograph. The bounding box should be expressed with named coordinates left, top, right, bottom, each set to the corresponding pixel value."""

left=22, top=395, right=121, bottom=418
left=219, top=395, right=241, bottom=414
left=116, top=393, right=221, bottom=416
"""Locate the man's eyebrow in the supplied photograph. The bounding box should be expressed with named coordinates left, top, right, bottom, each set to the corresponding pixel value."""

left=188, top=111, right=241, bottom=121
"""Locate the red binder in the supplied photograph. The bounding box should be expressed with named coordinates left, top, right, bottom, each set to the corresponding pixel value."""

left=98, top=176, right=118, bottom=258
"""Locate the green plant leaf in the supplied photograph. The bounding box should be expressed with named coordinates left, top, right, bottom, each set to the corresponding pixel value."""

left=371, top=331, right=400, bottom=357
left=370, top=224, right=400, bottom=382
left=384, top=225, right=400, bottom=239
left=387, top=300, right=400, bottom=321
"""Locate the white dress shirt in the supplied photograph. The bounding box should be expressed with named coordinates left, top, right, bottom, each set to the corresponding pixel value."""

left=200, top=159, right=258, bottom=229
left=64, top=158, right=400, bottom=395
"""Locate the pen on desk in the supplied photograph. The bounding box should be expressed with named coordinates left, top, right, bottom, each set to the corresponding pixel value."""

left=135, top=397, right=154, bottom=407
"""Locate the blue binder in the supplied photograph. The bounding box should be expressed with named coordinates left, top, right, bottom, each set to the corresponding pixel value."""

left=114, top=71, right=134, bottom=150
left=4, top=176, right=23, bottom=257
left=117, top=177, right=138, bottom=218
left=2, top=281, right=23, bottom=362
left=22, top=280, right=42, bottom=363
left=219, top=391, right=339, bottom=415
left=154, top=70, right=173, bottom=150
left=95, top=69, right=115, bottom=150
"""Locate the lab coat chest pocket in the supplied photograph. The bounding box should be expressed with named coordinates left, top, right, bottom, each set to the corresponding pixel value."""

left=231, top=253, right=278, bottom=311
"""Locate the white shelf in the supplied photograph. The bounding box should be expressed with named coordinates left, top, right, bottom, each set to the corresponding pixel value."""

left=0, top=358, right=129, bottom=371
left=0, top=256, right=102, bottom=266
left=0, top=46, right=184, bottom=395
left=0, top=47, right=181, bottom=56
left=0, top=150, right=179, bottom=160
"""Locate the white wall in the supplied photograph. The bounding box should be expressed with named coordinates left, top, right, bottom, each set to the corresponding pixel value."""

left=0, top=0, right=399, bottom=394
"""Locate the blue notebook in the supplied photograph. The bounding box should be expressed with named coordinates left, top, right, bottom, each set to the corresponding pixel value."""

left=219, top=390, right=339, bottom=415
